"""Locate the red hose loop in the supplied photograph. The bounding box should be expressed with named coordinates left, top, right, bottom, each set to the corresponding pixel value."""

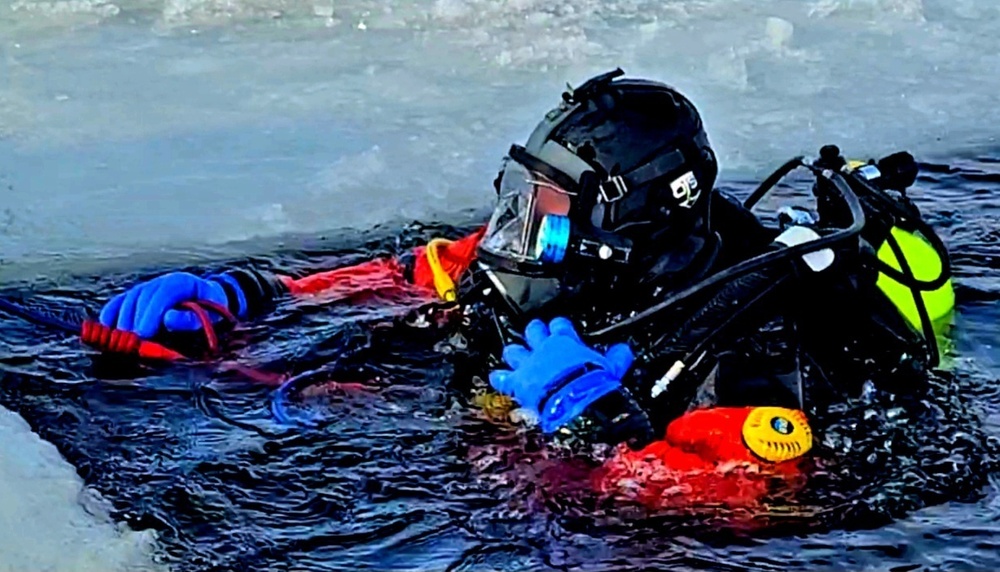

left=177, top=301, right=219, bottom=354
left=184, top=299, right=236, bottom=326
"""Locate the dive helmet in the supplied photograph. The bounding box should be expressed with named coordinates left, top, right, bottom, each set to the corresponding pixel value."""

left=478, top=68, right=720, bottom=315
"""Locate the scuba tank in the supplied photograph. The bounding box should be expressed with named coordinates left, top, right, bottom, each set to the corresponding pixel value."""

left=850, top=151, right=954, bottom=333
left=814, top=145, right=955, bottom=366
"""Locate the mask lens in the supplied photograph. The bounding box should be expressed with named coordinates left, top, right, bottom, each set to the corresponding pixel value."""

left=481, top=159, right=573, bottom=263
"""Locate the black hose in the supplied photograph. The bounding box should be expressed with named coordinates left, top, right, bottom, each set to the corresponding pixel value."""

left=744, top=152, right=951, bottom=292
left=742, top=156, right=805, bottom=209
left=646, top=272, right=792, bottom=411
left=680, top=272, right=791, bottom=362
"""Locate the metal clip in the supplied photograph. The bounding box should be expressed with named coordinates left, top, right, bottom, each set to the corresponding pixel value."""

left=599, top=175, right=628, bottom=203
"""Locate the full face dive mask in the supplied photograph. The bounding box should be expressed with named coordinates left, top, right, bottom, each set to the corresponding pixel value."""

left=479, top=147, right=634, bottom=273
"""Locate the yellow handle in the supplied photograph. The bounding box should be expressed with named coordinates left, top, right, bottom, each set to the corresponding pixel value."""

left=425, top=238, right=458, bottom=302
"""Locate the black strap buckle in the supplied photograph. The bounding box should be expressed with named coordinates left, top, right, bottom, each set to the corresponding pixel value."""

left=599, top=175, right=628, bottom=203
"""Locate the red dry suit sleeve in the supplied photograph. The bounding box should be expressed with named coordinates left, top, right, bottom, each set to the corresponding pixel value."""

left=276, top=227, right=486, bottom=301
left=278, top=258, right=406, bottom=298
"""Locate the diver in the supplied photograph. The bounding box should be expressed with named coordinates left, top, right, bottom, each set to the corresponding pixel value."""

left=94, top=69, right=955, bottom=472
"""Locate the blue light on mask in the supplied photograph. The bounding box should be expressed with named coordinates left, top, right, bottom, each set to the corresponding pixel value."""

left=536, top=214, right=571, bottom=263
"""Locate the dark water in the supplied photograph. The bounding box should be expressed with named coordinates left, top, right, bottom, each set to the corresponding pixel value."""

left=1, top=155, right=1000, bottom=572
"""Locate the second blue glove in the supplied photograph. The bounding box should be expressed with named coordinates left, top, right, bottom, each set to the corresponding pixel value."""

left=488, top=317, right=634, bottom=433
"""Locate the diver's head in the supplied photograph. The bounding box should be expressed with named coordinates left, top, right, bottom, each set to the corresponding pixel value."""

left=477, top=68, right=720, bottom=318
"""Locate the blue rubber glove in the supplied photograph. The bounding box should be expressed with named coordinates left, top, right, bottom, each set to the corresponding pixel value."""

left=489, top=317, right=634, bottom=433
left=99, top=272, right=246, bottom=339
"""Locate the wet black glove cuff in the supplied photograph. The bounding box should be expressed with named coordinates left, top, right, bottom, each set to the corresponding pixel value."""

left=221, top=268, right=289, bottom=318
left=586, top=386, right=657, bottom=451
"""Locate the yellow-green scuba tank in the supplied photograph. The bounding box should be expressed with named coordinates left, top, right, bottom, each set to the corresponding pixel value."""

left=845, top=154, right=955, bottom=364
left=874, top=226, right=954, bottom=334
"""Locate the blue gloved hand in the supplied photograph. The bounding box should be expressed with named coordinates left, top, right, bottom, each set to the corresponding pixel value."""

left=489, top=317, right=634, bottom=433
left=99, top=271, right=246, bottom=339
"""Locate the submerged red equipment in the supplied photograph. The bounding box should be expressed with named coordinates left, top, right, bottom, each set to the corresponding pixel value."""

left=595, top=406, right=812, bottom=510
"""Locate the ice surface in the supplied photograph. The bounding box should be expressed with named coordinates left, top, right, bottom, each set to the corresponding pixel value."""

left=0, top=406, right=165, bottom=572
left=1, top=1, right=997, bottom=274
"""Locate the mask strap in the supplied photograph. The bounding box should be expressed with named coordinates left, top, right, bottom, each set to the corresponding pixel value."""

left=598, top=149, right=687, bottom=204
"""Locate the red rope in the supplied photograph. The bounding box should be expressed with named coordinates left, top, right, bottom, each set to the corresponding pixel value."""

left=79, top=299, right=294, bottom=391
left=81, top=320, right=141, bottom=354
left=81, top=299, right=236, bottom=361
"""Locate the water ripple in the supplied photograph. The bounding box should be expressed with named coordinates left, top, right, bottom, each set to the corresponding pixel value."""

left=0, top=163, right=999, bottom=570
